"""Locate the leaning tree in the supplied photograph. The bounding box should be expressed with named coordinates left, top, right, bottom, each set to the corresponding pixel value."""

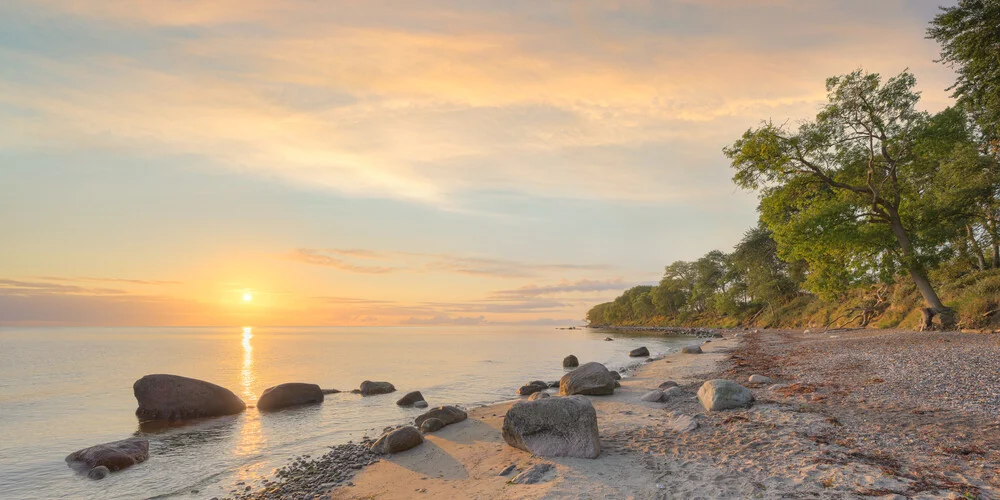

left=724, top=70, right=961, bottom=329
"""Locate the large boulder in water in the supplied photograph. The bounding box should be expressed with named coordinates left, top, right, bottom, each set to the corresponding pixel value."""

left=396, top=391, right=425, bottom=407
left=559, top=362, right=615, bottom=396
left=359, top=380, right=396, bottom=396
left=256, top=383, right=323, bottom=412
left=562, top=355, right=579, bottom=368
left=414, top=406, right=467, bottom=428
left=133, top=374, right=246, bottom=420
left=370, top=426, right=423, bottom=454
left=502, top=395, right=600, bottom=458
left=66, top=438, right=149, bottom=473
left=697, top=380, right=754, bottom=411
left=629, top=346, right=650, bottom=357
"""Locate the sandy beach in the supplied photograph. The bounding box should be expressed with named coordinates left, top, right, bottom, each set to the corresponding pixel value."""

left=312, top=330, right=1000, bottom=500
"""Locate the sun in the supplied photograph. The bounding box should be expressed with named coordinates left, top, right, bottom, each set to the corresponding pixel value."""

left=243, top=292, right=253, bottom=303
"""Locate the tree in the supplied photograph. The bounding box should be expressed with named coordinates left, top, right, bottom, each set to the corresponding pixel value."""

left=928, top=0, right=1000, bottom=155
left=724, top=70, right=960, bottom=328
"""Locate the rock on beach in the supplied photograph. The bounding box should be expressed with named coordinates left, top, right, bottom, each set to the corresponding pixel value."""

left=133, top=374, right=246, bottom=420
left=414, top=406, right=468, bottom=428
left=370, top=426, right=423, bottom=455
left=697, top=380, right=754, bottom=411
left=559, top=362, right=616, bottom=396
left=66, top=438, right=149, bottom=473
left=629, top=346, right=650, bottom=357
left=502, top=396, right=601, bottom=458
left=528, top=391, right=550, bottom=401
left=682, top=345, right=703, bottom=354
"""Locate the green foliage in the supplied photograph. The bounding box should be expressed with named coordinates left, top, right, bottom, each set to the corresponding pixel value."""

left=928, top=0, right=1000, bottom=154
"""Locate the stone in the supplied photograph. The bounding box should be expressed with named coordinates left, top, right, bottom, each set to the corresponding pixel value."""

left=321, top=389, right=341, bottom=395
left=133, top=374, right=246, bottom=420
left=414, top=400, right=428, bottom=409
left=658, top=380, right=679, bottom=390
left=510, top=463, right=554, bottom=484
left=498, top=464, right=517, bottom=476
left=748, top=374, right=773, bottom=384
left=681, top=345, right=703, bottom=354
left=629, top=346, right=650, bottom=357
left=603, top=337, right=614, bottom=341
left=614, top=380, right=621, bottom=388
left=666, top=413, right=699, bottom=433
left=502, top=396, right=600, bottom=458
left=640, top=390, right=665, bottom=402
left=359, top=381, right=396, bottom=396
left=414, top=406, right=467, bottom=428
left=87, top=466, right=110, bottom=480
left=517, top=384, right=545, bottom=396
left=528, top=391, right=550, bottom=401
left=610, top=371, right=622, bottom=380
left=662, top=387, right=683, bottom=399
left=420, top=418, right=445, bottom=433
left=257, top=383, right=323, bottom=412
left=547, top=381, right=559, bottom=388
left=370, top=426, right=423, bottom=454
left=697, top=380, right=754, bottom=411
left=66, top=439, right=149, bottom=472
left=562, top=355, right=579, bottom=368
left=396, top=391, right=425, bottom=407
left=559, top=362, right=615, bottom=396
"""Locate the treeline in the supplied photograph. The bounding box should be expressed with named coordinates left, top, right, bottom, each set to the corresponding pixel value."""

left=589, top=1, right=1000, bottom=331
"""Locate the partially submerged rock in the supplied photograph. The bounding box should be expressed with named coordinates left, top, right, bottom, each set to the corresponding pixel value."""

left=257, top=383, right=323, bottom=412
left=681, top=345, right=703, bottom=354
left=517, top=384, right=545, bottom=396
left=414, top=406, right=467, bottom=428
left=396, top=390, right=425, bottom=407
left=321, top=388, right=341, bottom=395
left=359, top=380, right=396, bottom=396
left=629, top=346, right=650, bottom=357
left=502, top=395, right=600, bottom=458
left=559, top=362, right=616, bottom=396
left=370, top=426, right=423, bottom=454
left=697, top=380, right=754, bottom=411
left=87, top=466, right=110, bottom=480
left=562, top=355, right=579, bottom=368
left=414, top=400, right=429, bottom=409
left=510, top=463, right=554, bottom=484
left=66, top=438, right=149, bottom=473
left=133, top=374, right=246, bottom=420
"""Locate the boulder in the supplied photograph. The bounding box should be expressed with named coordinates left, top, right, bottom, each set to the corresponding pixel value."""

left=547, top=381, right=559, bottom=388
left=498, top=464, right=517, bottom=476
left=66, top=438, right=149, bottom=472
left=528, top=391, right=550, bottom=401
left=502, top=396, right=600, bottom=458
left=396, top=391, right=425, bottom=407
left=510, top=463, right=554, bottom=484
left=420, top=418, right=445, bottom=433
left=133, top=374, right=246, bottom=420
left=321, top=388, right=341, bottom=395
left=629, top=346, right=650, bottom=357
left=748, top=374, right=773, bottom=384
left=359, top=380, right=396, bottom=396
left=658, top=380, right=679, bottom=390
left=256, top=383, right=323, bottom=412
left=87, top=466, right=110, bottom=480
left=562, top=355, right=579, bottom=368
left=697, top=380, right=754, bottom=411
left=559, top=362, right=615, bottom=396
left=414, top=400, right=429, bottom=409
left=517, top=384, right=545, bottom=396
left=370, top=426, right=423, bottom=454
left=640, top=390, right=665, bottom=402
left=681, top=345, right=703, bottom=354
left=414, top=406, right=467, bottom=428
left=610, top=371, right=622, bottom=380
left=603, top=337, right=614, bottom=341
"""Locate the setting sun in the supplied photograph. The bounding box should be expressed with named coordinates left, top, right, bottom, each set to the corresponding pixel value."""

left=242, top=292, right=253, bottom=303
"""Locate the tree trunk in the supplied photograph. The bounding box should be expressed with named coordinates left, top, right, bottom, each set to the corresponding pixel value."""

left=987, top=210, right=1000, bottom=269
left=968, top=223, right=987, bottom=271
left=886, top=211, right=955, bottom=329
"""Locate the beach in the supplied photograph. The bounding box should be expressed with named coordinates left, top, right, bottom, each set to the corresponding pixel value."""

left=292, top=330, right=1000, bottom=500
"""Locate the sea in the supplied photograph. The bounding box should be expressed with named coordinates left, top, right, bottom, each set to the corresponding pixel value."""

left=0, top=325, right=697, bottom=499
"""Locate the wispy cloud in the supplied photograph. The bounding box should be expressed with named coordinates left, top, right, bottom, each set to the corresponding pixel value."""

left=287, top=249, right=397, bottom=274
left=34, top=276, right=181, bottom=285
left=491, top=278, right=629, bottom=299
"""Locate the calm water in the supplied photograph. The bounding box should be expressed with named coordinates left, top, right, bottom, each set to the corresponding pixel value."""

left=0, top=325, right=695, bottom=500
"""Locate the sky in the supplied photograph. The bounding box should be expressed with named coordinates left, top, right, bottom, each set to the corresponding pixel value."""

left=0, top=0, right=960, bottom=326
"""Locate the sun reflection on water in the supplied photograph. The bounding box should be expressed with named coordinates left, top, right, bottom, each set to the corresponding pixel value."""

left=236, top=327, right=263, bottom=461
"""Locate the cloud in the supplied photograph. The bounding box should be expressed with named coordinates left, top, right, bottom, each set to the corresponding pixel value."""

left=287, top=249, right=397, bottom=274
left=0, top=279, right=126, bottom=296
left=33, top=276, right=181, bottom=285
left=492, top=278, right=629, bottom=298
left=401, top=314, right=487, bottom=326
